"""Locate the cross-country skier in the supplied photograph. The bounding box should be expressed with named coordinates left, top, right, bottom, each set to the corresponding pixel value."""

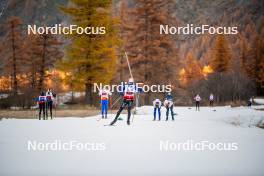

left=46, top=88, right=54, bottom=119
left=37, top=92, right=47, bottom=120
left=99, top=88, right=112, bottom=119
left=248, top=96, right=254, bottom=107
left=194, top=94, right=201, bottom=111
left=164, top=93, right=174, bottom=121
left=153, top=98, right=162, bottom=121
left=110, top=78, right=142, bottom=125
left=209, top=93, right=214, bottom=107
left=166, top=92, right=173, bottom=101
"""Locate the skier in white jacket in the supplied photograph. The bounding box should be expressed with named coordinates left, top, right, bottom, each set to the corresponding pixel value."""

left=209, top=93, right=214, bottom=107
left=153, top=98, right=162, bottom=121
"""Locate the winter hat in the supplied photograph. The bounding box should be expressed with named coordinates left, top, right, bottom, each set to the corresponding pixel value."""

left=128, top=78, right=134, bottom=83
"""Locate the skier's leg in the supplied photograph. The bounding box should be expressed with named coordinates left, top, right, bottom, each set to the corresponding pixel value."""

left=46, top=102, right=49, bottom=118
left=105, top=100, right=108, bottom=118
left=50, top=101, right=53, bottom=119
left=39, top=104, right=41, bottom=120
left=101, top=100, right=105, bottom=118
left=153, top=108, right=156, bottom=121
left=166, top=107, right=169, bottom=121
left=198, top=102, right=200, bottom=111
left=43, top=103, right=46, bottom=120
left=41, top=104, right=44, bottom=120
left=171, top=106, right=174, bottom=120
left=45, top=102, right=47, bottom=119
left=110, top=101, right=125, bottom=125
left=196, top=101, right=198, bottom=111
left=127, top=101, right=132, bottom=125
left=158, top=108, right=161, bottom=121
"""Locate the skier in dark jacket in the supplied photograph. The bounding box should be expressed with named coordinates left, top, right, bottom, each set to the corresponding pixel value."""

left=37, top=92, right=47, bottom=120
left=110, top=78, right=142, bottom=125
left=164, top=92, right=174, bottom=121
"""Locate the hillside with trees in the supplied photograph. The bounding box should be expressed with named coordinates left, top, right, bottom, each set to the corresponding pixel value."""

left=0, top=0, right=263, bottom=108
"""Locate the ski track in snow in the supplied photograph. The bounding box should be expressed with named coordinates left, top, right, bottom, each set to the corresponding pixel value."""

left=0, top=106, right=264, bottom=176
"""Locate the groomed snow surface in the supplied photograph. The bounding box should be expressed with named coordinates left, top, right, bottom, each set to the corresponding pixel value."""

left=1, top=105, right=264, bottom=176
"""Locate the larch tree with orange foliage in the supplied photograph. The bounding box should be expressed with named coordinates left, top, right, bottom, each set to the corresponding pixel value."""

left=210, top=35, right=232, bottom=73
left=1, top=17, right=23, bottom=95
left=125, top=0, right=180, bottom=104
left=184, top=52, right=203, bottom=86
left=246, top=36, right=264, bottom=94
left=24, top=33, right=63, bottom=92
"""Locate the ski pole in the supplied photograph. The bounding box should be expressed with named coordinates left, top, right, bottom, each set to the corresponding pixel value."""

left=131, top=100, right=136, bottom=122
left=124, top=51, right=139, bottom=121
left=53, top=101, right=56, bottom=119
left=110, top=96, right=122, bottom=109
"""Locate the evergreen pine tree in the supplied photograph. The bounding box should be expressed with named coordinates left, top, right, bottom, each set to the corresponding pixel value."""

left=59, top=0, right=119, bottom=104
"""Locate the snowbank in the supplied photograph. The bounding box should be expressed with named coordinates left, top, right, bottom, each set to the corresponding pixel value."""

left=136, top=105, right=264, bottom=128
left=254, top=98, right=264, bottom=105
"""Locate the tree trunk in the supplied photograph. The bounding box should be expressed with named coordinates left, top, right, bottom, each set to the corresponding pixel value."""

left=143, top=8, right=150, bottom=105
left=30, top=60, right=36, bottom=90
left=85, top=83, right=93, bottom=105
left=38, top=35, right=47, bottom=92
left=11, top=21, right=18, bottom=95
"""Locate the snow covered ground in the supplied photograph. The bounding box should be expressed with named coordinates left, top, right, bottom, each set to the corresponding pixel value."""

left=254, top=98, right=264, bottom=105
left=0, top=106, right=264, bottom=176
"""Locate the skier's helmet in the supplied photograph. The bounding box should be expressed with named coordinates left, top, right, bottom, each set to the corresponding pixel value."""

left=128, top=78, right=134, bottom=85
left=41, top=92, right=45, bottom=96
